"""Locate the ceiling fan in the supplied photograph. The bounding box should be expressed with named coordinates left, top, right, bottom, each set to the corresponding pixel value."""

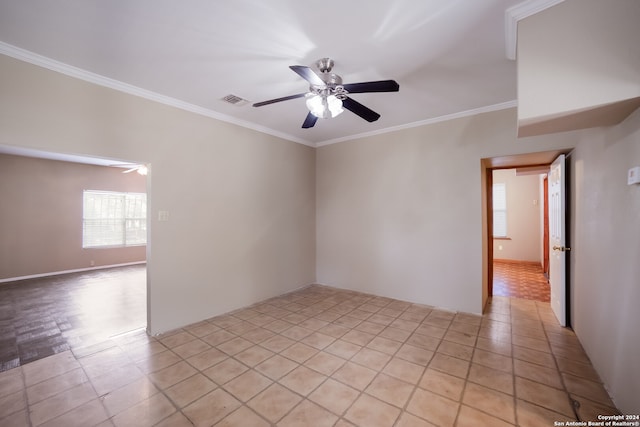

left=108, top=164, right=148, bottom=175
left=253, top=58, right=399, bottom=128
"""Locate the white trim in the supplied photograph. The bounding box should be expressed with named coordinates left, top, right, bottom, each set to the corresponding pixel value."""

left=0, top=261, right=146, bottom=284
left=0, top=42, right=314, bottom=147
left=0, top=144, right=140, bottom=167
left=316, top=101, right=518, bottom=147
left=505, top=0, right=565, bottom=60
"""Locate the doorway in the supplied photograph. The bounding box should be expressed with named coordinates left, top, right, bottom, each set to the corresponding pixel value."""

left=483, top=149, right=571, bottom=313
left=491, top=167, right=550, bottom=302
left=0, top=146, right=150, bottom=370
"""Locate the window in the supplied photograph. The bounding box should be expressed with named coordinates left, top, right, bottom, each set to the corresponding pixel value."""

left=83, top=190, right=147, bottom=248
left=492, top=183, right=507, bottom=237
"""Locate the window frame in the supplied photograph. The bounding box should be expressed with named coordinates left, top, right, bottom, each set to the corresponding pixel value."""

left=82, top=190, right=147, bottom=249
left=492, top=182, right=508, bottom=238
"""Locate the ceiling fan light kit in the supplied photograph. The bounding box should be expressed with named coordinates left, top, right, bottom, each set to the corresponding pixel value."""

left=253, top=58, right=399, bottom=128
left=135, top=165, right=148, bottom=175
left=305, top=93, right=344, bottom=119
left=123, top=165, right=148, bottom=175
left=110, top=164, right=148, bottom=175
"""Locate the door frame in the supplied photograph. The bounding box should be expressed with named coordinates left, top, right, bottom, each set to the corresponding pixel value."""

left=543, top=176, right=549, bottom=277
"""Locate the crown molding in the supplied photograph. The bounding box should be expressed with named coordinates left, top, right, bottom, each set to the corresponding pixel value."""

left=316, top=100, right=518, bottom=147
left=505, top=0, right=565, bottom=60
left=2, top=41, right=517, bottom=149
left=0, top=42, right=314, bottom=147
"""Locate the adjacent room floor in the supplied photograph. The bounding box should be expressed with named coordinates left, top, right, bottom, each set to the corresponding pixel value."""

left=493, top=260, right=551, bottom=303
left=0, top=277, right=619, bottom=426
left=0, top=264, right=146, bottom=372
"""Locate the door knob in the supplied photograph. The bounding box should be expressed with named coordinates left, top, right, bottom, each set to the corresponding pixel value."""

left=553, top=246, right=571, bottom=252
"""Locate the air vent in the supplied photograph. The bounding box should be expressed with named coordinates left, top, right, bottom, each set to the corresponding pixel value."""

left=221, top=94, right=249, bottom=106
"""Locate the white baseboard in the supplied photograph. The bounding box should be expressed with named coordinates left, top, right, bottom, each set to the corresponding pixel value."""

left=0, top=261, right=146, bottom=284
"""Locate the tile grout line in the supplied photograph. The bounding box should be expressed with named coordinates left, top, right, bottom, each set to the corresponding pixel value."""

left=20, top=362, right=33, bottom=427
left=538, top=301, right=583, bottom=422
left=3, top=282, right=620, bottom=427
left=510, top=298, right=519, bottom=427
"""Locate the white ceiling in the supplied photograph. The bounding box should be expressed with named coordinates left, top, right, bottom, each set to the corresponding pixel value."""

left=0, top=0, right=557, bottom=148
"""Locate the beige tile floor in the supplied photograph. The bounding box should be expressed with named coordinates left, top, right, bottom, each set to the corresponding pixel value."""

left=0, top=285, right=620, bottom=427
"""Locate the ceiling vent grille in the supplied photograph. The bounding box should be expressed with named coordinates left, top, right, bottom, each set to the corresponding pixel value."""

left=221, top=94, right=249, bottom=106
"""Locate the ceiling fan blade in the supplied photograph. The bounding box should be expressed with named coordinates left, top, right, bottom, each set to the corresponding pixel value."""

left=342, top=80, right=399, bottom=93
left=342, top=97, right=381, bottom=122
left=290, top=65, right=326, bottom=87
left=302, top=112, right=318, bottom=128
left=122, top=167, right=138, bottom=174
left=253, top=93, right=307, bottom=107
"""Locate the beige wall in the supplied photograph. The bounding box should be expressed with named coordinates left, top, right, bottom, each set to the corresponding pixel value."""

left=515, top=0, right=640, bottom=411
left=316, top=108, right=576, bottom=315
left=517, top=0, right=640, bottom=135
left=569, top=108, right=640, bottom=414
left=316, top=108, right=640, bottom=412
left=1, top=47, right=639, bottom=412
left=0, top=154, right=146, bottom=280
left=492, top=169, right=542, bottom=262
left=0, top=54, right=317, bottom=335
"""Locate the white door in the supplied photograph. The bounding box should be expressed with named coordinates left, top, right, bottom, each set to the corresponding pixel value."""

left=549, top=154, right=569, bottom=326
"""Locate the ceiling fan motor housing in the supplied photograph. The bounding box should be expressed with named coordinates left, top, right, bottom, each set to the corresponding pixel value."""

left=316, top=57, right=334, bottom=73
left=311, top=58, right=346, bottom=98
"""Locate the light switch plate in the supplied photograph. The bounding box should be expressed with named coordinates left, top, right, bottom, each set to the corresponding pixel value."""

left=628, top=166, right=640, bottom=185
